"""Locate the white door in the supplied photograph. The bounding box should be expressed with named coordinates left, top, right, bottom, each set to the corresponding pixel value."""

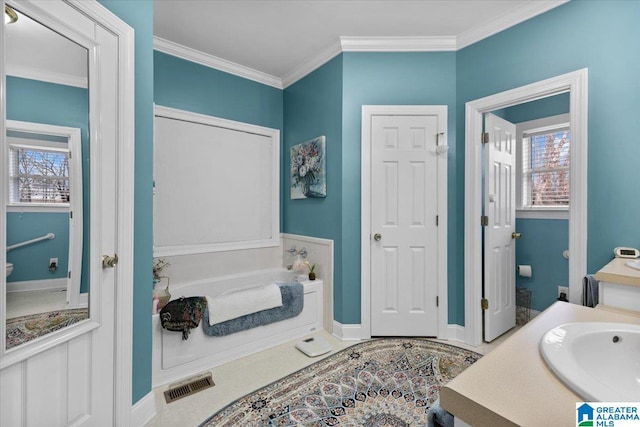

left=0, top=1, right=128, bottom=425
left=483, top=113, right=517, bottom=342
left=370, top=114, right=442, bottom=336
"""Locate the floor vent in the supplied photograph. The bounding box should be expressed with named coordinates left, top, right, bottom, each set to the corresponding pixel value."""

left=164, top=372, right=215, bottom=404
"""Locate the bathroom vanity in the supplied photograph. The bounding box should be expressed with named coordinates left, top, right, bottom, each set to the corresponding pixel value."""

left=594, top=258, right=640, bottom=311
left=440, top=302, right=640, bottom=426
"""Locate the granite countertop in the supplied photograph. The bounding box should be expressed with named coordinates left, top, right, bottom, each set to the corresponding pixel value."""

left=594, top=258, right=640, bottom=287
left=440, top=302, right=640, bottom=426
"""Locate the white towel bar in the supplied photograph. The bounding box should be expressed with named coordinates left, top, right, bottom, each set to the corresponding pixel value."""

left=7, top=233, right=55, bottom=252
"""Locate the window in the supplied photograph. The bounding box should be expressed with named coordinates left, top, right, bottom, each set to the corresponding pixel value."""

left=522, top=128, right=570, bottom=208
left=9, top=144, right=70, bottom=205
left=516, top=114, right=571, bottom=217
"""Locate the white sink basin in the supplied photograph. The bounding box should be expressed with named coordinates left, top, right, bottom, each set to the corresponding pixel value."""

left=540, top=322, right=640, bottom=401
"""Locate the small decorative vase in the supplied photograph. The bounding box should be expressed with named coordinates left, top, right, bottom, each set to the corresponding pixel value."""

left=308, top=272, right=316, bottom=281
left=157, top=286, right=171, bottom=310
left=154, top=276, right=171, bottom=310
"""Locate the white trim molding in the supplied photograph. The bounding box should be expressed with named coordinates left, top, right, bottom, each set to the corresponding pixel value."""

left=281, top=39, right=343, bottom=89
left=153, top=36, right=283, bottom=89
left=456, top=0, right=569, bottom=50
left=6, top=64, right=88, bottom=88
left=6, top=278, right=66, bottom=294
left=464, top=69, right=588, bottom=347
left=69, top=1, right=136, bottom=424
left=130, top=391, right=156, bottom=427
left=153, top=2, right=567, bottom=90
left=332, top=321, right=364, bottom=341
left=361, top=105, right=449, bottom=340
left=340, top=36, right=457, bottom=52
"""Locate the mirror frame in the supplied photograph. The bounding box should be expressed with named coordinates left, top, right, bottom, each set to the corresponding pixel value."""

left=1, top=0, right=135, bottom=422
left=1, top=0, right=98, bottom=363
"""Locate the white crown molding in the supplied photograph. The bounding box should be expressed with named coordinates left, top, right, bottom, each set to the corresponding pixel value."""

left=457, top=0, right=569, bottom=50
left=281, top=39, right=343, bottom=89
left=340, top=36, right=456, bottom=52
left=153, top=36, right=283, bottom=89
left=154, top=1, right=567, bottom=89
left=6, top=64, right=88, bottom=88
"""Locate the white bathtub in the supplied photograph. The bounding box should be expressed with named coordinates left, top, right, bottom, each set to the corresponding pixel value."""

left=152, top=268, right=323, bottom=387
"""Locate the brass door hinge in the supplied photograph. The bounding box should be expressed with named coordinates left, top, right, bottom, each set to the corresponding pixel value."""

left=481, top=215, right=489, bottom=226
left=481, top=298, right=489, bottom=310
left=481, top=132, right=490, bottom=144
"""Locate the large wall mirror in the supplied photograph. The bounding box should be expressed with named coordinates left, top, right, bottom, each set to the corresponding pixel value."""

left=3, top=3, right=89, bottom=350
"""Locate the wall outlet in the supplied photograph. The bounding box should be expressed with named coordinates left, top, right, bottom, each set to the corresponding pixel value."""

left=558, top=285, right=569, bottom=299
left=50, top=257, right=58, bottom=266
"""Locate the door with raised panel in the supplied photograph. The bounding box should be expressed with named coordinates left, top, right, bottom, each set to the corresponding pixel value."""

left=370, top=114, right=441, bottom=336
left=483, top=113, right=517, bottom=342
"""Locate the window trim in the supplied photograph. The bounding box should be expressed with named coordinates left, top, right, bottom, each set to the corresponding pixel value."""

left=5, top=121, right=82, bottom=214
left=8, top=141, right=71, bottom=208
left=515, top=113, right=570, bottom=219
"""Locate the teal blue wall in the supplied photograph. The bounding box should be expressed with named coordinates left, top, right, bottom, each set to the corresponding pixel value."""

left=7, top=213, right=68, bottom=282
left=283, top=55, right=343, bottom=317
left=457, top=0, right=640, bottom=323
left=341, top=52, right=457, bottom=324
left=6, top=76, right=89, bottom=292
left=504, top=93, right=569, bottom=123
left=515, top=219, right=569, bottom=311
left=154, top=51, right=283, bottom=130
left=98, top=0, right=154, bottom=405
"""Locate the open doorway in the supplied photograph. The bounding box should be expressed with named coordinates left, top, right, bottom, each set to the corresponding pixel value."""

left=464, top=69, right=588, bottom=346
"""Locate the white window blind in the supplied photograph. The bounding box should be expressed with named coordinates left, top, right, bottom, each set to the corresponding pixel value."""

left=9, top=144, right=70, bottom=204
left=522, top=128, right=570, bottom=208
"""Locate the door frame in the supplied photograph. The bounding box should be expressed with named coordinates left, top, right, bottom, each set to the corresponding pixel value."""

left=73, top=1, right=136, bottom=422
left=361, top=105, right=448, bottom=339
left=464, top=69, right=588, bottom=346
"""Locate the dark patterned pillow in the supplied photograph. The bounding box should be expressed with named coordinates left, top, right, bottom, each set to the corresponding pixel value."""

left=159, top=296, right=207, bottom=340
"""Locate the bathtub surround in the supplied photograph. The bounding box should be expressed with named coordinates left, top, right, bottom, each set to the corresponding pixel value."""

left=152, top=269, right=324, bottom=387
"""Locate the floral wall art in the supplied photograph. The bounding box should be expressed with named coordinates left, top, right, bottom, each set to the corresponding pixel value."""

left=290, top=136, right=326, bottom=199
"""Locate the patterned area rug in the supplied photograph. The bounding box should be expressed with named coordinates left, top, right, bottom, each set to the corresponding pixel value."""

left=200, top=338, right=481, bottom=427
left=5, top=308, right=88, bottom=350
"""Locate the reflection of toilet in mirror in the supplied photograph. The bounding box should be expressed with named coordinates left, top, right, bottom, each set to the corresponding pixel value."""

left=6, top=263, right=13, bottom=277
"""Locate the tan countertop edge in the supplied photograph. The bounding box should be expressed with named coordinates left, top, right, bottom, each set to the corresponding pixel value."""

left=440, top=302, right=640, bottom=427
left=594, top=257, right=640, bottom=287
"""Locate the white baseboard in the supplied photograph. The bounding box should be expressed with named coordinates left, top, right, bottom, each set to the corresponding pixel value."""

left=130, top=391, right=156, bottom=427
left=332, top=321, right=466, bottom=342
left=6, top=278, right=66, bottom=293
left=332, top=321, right=363, bottom=341
left=446, top=324, right=466, bottom=342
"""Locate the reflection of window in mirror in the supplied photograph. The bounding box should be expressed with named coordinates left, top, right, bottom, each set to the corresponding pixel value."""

left=8, top=139, right=70, bottom=206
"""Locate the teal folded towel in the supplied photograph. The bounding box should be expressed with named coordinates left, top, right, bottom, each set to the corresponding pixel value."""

left=427, top=398, right=454, bottom=427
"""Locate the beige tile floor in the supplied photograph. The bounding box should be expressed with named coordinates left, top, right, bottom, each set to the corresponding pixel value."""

left=6, top=288, right=68, bottom=319
left=145, top=327, right=518, bottom=427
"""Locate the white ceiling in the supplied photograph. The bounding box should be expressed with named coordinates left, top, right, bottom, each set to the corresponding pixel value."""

left=154, top=0, right=567, bottom=88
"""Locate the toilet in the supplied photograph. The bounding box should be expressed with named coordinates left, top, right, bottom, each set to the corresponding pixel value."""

left=6, top=263, right=13, bottom=277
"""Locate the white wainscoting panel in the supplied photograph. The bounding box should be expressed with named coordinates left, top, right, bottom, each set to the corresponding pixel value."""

left=163, top=238, right=284, bottom=285
left=283, top=233, right=334, bottom=333
left=0, top=334, right=94, bottom=427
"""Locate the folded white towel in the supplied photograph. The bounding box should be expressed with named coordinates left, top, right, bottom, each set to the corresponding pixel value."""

left=206, top=283, right=283, bottom=326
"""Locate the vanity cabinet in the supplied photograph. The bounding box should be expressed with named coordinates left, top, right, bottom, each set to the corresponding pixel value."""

left=594, top=258, right=640, bottom=311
